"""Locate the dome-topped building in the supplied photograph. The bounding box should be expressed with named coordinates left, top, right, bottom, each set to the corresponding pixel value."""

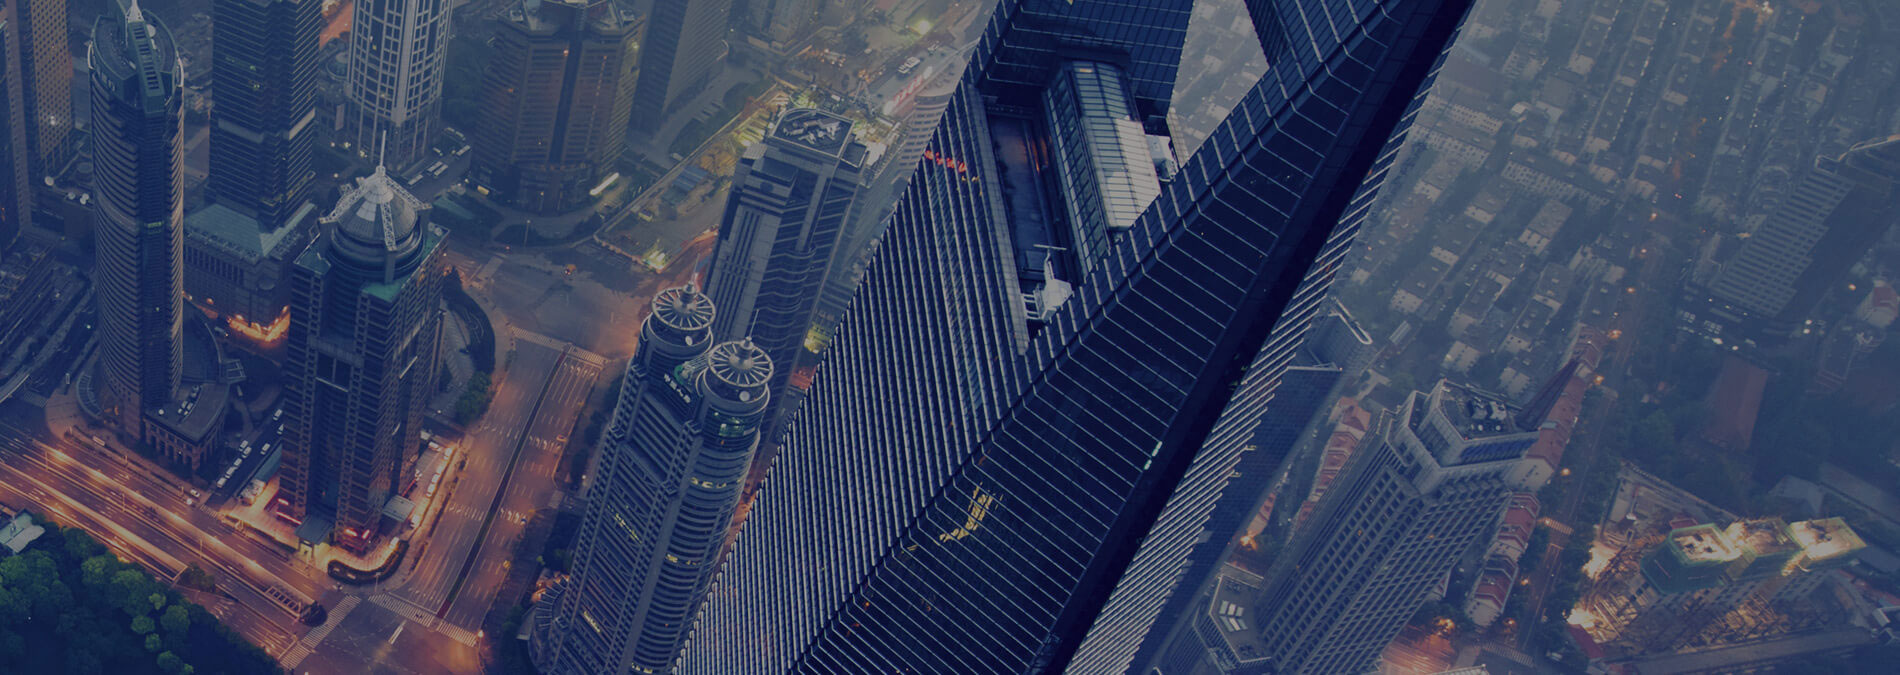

left=278, top=158, right=448, bottom=551
left=318, top=162, right=430, bottom=283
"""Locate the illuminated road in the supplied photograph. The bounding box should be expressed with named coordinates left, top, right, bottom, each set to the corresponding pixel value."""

left=397, top=341, right=563, bottom=615
left=0, top=419, right=317, bottom=657
left=441, top=346, right=601, bottom=629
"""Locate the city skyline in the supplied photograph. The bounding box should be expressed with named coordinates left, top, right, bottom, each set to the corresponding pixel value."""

left=3, top=0, right=1900, bottom=673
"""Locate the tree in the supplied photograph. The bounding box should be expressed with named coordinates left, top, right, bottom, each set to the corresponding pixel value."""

left=131, top=615, right=156, bottom=635
left=145, top=633, right=164, bottom=653
left=161, top=604, right=190, bottom=638
left=177, top=565, right=216, bottom=592
left=156, top=650, right=184, bottom=673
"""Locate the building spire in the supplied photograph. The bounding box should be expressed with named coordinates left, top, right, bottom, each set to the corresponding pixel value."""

left=125, top=0, right=143, bottom=23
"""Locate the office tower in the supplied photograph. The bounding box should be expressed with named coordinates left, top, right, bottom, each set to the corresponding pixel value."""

left=90, top=0, right=185, bottom=434
left=702, top=108, right=863, bottom=441
left=345, top=0, right=450, bottom=167
left=742, top=0, right=811, bottom=46
left=208, top=0, right=319, bottom=226
left=184, top=0, right=321, bottom=341
left=471, top=0, right=638, bottom=214
left=677, top=0, right=1472, bottom=672
left=1133, top=301, right=1375, bottom=668
left=14, top=0, right=69, bottom=176
left=533, top=285, right=772, bottom=675
left=1166, top=383, right=1538, bottom=674
left=1, top=5, right=30, bottom=242
left=277, top=161, right=445, bottom=551
left=632, top=0, right=731, bottom=131
left=1686, top=137, right=1900, bottom=345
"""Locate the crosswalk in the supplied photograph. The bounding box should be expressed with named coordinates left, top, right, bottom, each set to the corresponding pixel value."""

left=281, top=595, right=361, bottom=670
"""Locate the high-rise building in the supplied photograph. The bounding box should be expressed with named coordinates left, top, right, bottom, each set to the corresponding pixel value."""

left=702, top=108, right=863, bottom=442
left=471, top=0, right=639, bottom=214
left=1, top=4, right=32, bottom=243
left=1685, top=137, right=1900, bottom=346
left=184, top=0, right=322, bottom=342
left=14, top=0, right=70, bottom=177
left=207, top=0, right=319, bottom=227
left=677, top=1, right=1472, bottom=673
left=741, top=0, right=811, bottom=46
left=533, top=285, right=772, bottom=675
left=344, top=0, right=450, bottom=167
left=631, top=0, right=731, bottom=131
left=277, top=161, right=446, bottom=551
left=1165, top=382, right=1539, bottom=675
left=90, top=0, right=185, bottom=435
left=1133, top=301, right=1375, bottom=669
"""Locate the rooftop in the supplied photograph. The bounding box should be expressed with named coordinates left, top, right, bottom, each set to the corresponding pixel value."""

left=772, top=108, right=855, bottom=157
left=1669, top=524, right=1742, bottom=564
left=1789, top=518, right=1865, bottom=565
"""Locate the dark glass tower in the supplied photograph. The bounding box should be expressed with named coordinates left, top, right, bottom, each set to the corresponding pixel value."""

left=702, top=108, right=863, bottom=442
left=1, top=6, right=31, bottom=243
left=533, top=285, right=773, bottom=675
left=207, top=0, right=319, bottom=227
left=471, top=0, right=638, bottom=214
left=90, top=0, right=185, bottom=434
left=631, top=0, right=730, bottom=131
left=678, top=0, right=1473, bottom=673
left=277, top=162, right=445, bottom=550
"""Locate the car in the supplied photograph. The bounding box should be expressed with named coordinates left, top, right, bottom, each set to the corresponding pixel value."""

left=185, top=498, right=195, bottom=507
left=188, top=488, right=201, bottom=498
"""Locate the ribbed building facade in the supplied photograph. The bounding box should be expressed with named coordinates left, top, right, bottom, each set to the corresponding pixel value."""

left=471, top=0, right=638, bottom=214
left=1686, top=137, right=1900, bottom=346
left=677, top=0, right=1472, bottom=673
left=631, top=0, right=730, bottom=129
left=703, top=108, right=862, bottom=442
left=208, top=0, right=319, bottom=227
left=1232, top=383, right=1536, bottom=674
left=277, top=163, right=445, bottom=549
left=535, top=285, right=772, bottom=674
left=345, top=0, right=449, bottom=166
left=90, top=1, right=185, bottom=434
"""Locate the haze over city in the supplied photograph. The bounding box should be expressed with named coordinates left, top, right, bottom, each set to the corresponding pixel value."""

left=3, top=0, right=1900, bottom=674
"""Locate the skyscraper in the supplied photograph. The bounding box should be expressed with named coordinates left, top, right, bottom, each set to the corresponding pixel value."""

left=1133, top=302, right=1375, bottom=669
left=1685, top=137, right=1900, bottom=346
left=702, top=108, right=863, bottom=441
left=207, top=0, right=319, bottom=227
left=471, top=0, right=639, bottom=214
left=741, top=0, right=811, bottom=46
left=678, top=0, right=1473, bottom=672
left=631, top=0, right=731, bottom=131
left=345, top=0, right=450, bottom=166
left=90, top=0, right=185, bottom=434
left=1228, top=382, right=1537, bottom=674
left=1, top=4, right=31, bottom=242
left=533, top=285, right=772, bottom=675
left=277, top=161, right=446, bottom=551
left=14, top=0, right=70, bottom=176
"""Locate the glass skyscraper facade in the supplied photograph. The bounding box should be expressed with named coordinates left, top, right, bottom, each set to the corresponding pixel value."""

left=678, top=0, right=1475, bottom=673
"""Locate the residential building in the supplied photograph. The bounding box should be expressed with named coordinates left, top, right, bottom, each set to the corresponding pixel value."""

left=533, top=285, right=772, bottom=675
left=632, top=0, right=731, bottom=131
left=471, top=0, right=639, bottom=214
left=702, top=108, right=863, bottom=442
left=344, top=0, right=450, bottom=166
left=675, top=0, right=1474, bottom=672
left=1686, top=137, right=1900, bottom=346
left=277, top=161, right=446, bottom=551
left=742, top=0, right=812, bottom=46
left=89, top=0, right=185, bottom=435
